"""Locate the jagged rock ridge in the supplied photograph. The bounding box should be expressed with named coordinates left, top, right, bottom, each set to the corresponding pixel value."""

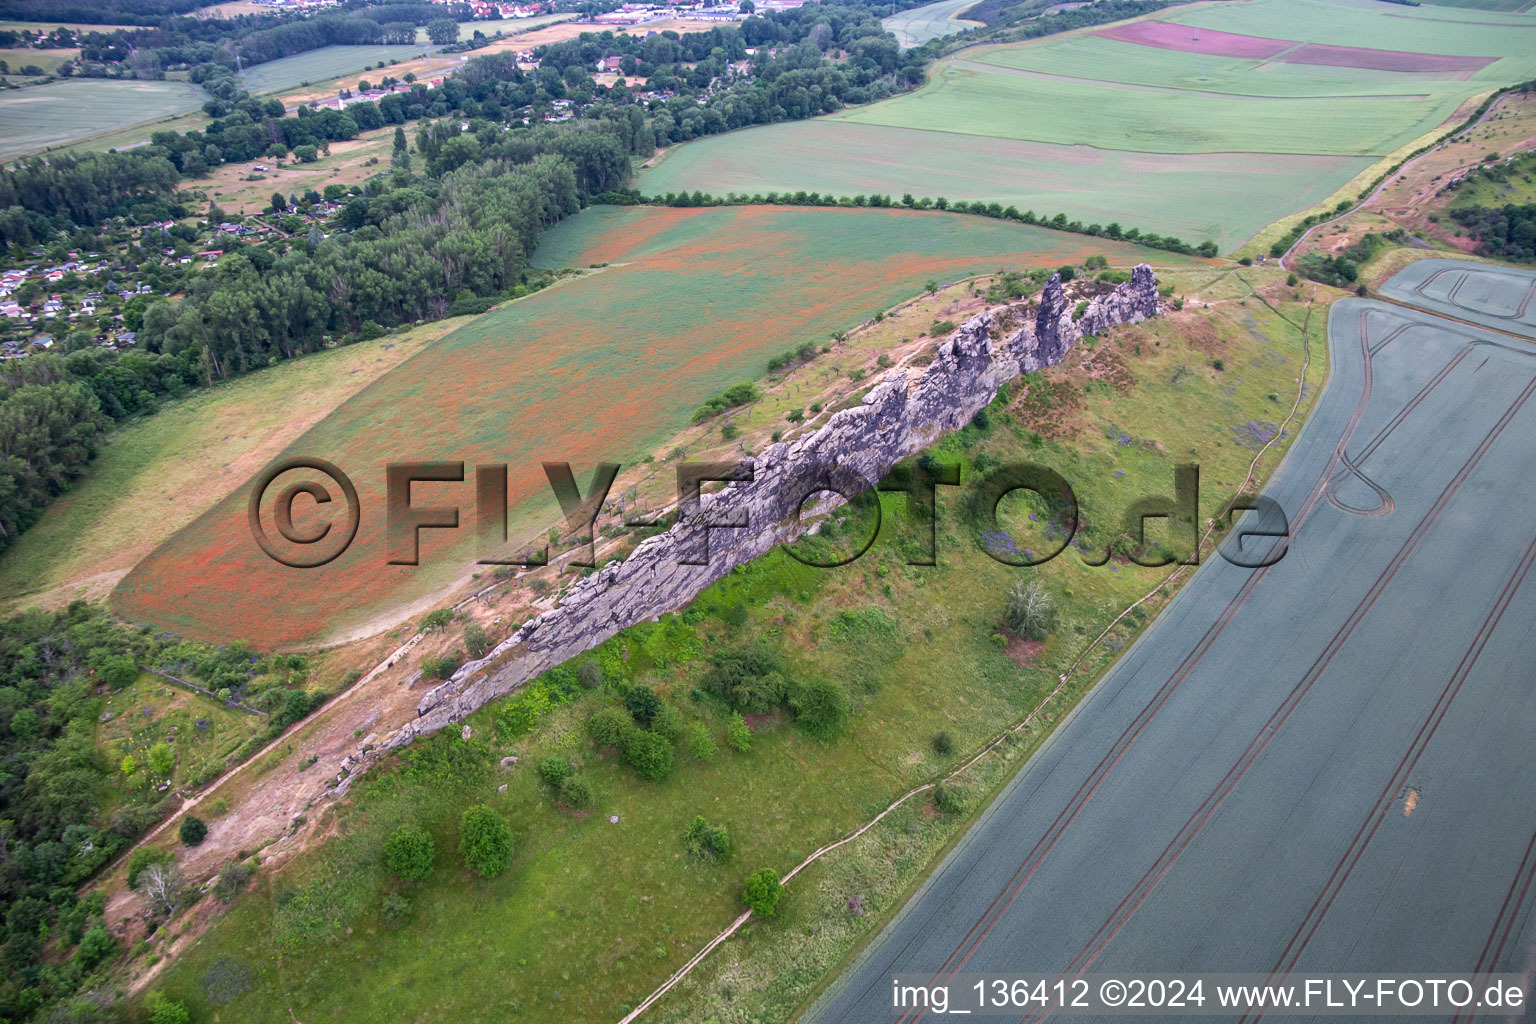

left=342, top=265, right=1160, bottom=777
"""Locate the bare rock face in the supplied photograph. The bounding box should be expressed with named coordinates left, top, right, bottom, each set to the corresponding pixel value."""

left=371, top=266, right=1161, bottom=762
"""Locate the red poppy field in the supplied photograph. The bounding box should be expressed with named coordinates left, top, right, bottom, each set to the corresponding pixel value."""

left=113, top=205, right=1197, bottom=648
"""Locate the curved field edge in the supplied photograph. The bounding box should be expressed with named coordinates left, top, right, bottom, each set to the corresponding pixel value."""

left=144, top=266, right=1333, bottom=1024
left=110, top=205, right=1202, bottom=650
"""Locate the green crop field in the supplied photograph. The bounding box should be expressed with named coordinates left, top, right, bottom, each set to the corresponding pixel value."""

left=148, top=264, right=1329, bottom=1024
left=639, top=121, right=1369, bottom=251
left=882, top=0, right=983, bottom=47
left=1167, top=0, right=1536, bottom=54
left=0, top=78, right=206, bottom=158
left=237, top=44, right=433, bottom=96
left=966, top=36, right=1487, bottom=97
left=112, top=205, right=1200, bottom=649
left=0, top=46, right=77, bottom=75
left=637, top=0, right=1536, bottom=253
left=830, top=62, right=1468, bottom=156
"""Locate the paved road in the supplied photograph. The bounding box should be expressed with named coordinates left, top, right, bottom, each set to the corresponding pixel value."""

left=807, top=270, right=1536, bottom=1022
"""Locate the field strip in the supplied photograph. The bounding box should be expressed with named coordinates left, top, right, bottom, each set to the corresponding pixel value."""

left=949, top=58, right=1432, bottom=100
left=614, top=273, right=1324, bottom=1024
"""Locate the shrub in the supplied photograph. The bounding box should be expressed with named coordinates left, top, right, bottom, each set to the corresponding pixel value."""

left=144, top=992, right=191, bottom=1024
left=179, top=816, right=207, bottom=846
left=460, top=805, right=513, bottom=877
left=463, top=623, right=491, bottom=658
left=422, top=656, right=459, bottom=680
left=683, top=816, right=731, bottom=860
left=558, top=775, right=594, bottom=809
left=383, top=823, right=435, bottom=881
left=1287, top=273, right=1299, bottom=286
left=625, top=685, right=662, bottom=724
left=421, top=608, right=453, bottom=631
left=687, top=721, right=718, bottom=761
left=214, top=861, right=253, bottom=903
left=577, top=662, right=603, bottom=689
left=700, top=646, right=791, bottom=713
left=934, top=782, right=968, bottom=814
left=743, top=868, right=783, bottom=916
left=379, top=892, right=411, bottom=928
left=790, top=678, right=850, bottom=738
left=538, top=756, right=572, bottom=787
left=77, top=923, right=119, bottom=968
left=587, top=705, right=629, bottom=747
left=1055, top=265, right=1076, bottom=281
left=726, top=710, right=752, bottom=752
left=932, top=731, right=954, bottom=756
left=624, top=727, right=675, bottom=781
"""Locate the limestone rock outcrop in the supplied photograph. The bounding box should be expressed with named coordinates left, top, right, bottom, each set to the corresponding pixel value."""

left=368, top=265, right=1160, bottom=760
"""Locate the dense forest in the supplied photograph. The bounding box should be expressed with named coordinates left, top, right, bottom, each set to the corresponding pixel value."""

left=1452, top=203, right=1536, bottom=262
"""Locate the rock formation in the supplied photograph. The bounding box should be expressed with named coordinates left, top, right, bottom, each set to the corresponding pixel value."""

left=356, top=265, right=1160, bottom=768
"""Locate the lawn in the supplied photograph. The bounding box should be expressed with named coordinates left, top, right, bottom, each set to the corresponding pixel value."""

left=0, top=320, right=467, bottom=615
left=882, top=0, right=983, bottom=47
left=638, top=121, right=1370, bottom=251
left=0, top=78, right=206, bottom=158
left=237, top=44, right=434, bottom=96
left=148, top=264, right=1331, bottom=1024
left=111, top=205, right=1200, bottom=650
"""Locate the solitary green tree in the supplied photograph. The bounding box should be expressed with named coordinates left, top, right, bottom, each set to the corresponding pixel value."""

left=743, top=868, right=783, bottom=916
left=384, top=823, right=435, bottom=881
left=460, top=805, right=513, bottom=877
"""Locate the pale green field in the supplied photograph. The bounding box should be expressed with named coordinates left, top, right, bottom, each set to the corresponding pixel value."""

left=0, top=46, right=76, bottom=75
left=1168, top=0, right=1536, bottom=54
left=415, top=13, right=572, bottom=44
left=829, top=61, right=1469, bottom=156
left=0, top=78, right=206, bottom=159
left=238, top=44, right=432, bottom=96
left=638, top=121, right=1369, bottom=250
left=967, top=35, right=1489, bottom=96
left=882, top=0, right=983, bottom=47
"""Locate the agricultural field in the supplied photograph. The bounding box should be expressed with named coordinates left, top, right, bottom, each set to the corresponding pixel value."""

left=830, top=63, right=1471, bottom=156
left=0, top=19, right=138, bottom=32
left=0, top=78, right=205, bottom=159
left=640, top=121, right=1369, bottom=252
left=149, top=262, right=1330, bottom=1024
left=111, top=205, right=1202, bottom=649
left=1419, top=0, right=1535, bottom=10
left=0, top=319, right=466, bottom=615
left=882, top=0, right=983, bottom=48
left=639, top=0, right=1536, bottom=252
left=236, top=43, right=434, bottom=96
